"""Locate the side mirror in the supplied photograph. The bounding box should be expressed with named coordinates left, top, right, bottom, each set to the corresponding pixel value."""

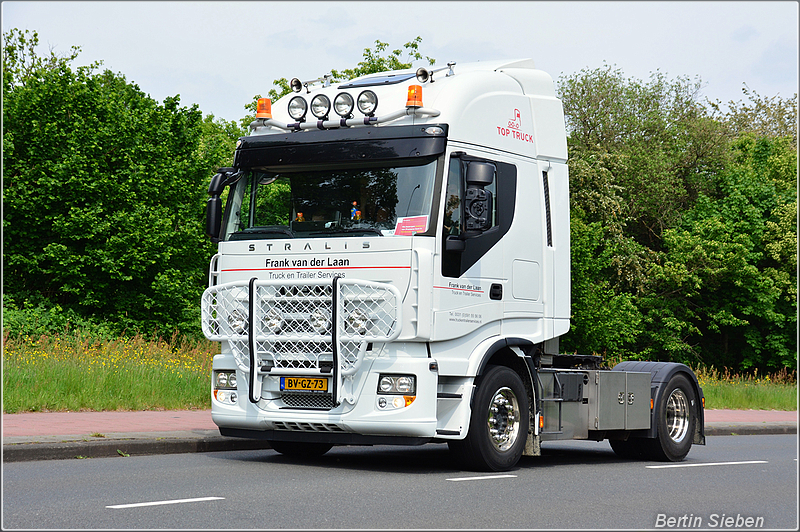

left=465, top=161, right=495, bottom=187
left=464, top=162, right=495, bottom=233
left=205, top=196, right=222, bottom=242
left=206, top=168, right=237, bottom=242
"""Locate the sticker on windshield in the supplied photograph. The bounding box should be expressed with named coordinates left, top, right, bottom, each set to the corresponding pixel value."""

left=394, top=215, right=429, bottom=236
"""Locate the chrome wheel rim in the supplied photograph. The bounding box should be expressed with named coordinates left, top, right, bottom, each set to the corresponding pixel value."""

left=665, top=388, right=690, bottom=443
left=487, top=387, right=521, bottom=451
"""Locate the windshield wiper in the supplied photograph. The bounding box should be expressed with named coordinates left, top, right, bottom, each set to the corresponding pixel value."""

left=231, top=226, right=295, bottom=239
left=310, top=227, right=384, bottom=237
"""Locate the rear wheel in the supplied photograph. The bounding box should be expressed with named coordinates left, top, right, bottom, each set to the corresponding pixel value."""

left=647, top=374, right=696, bottom=461
left=448, top=366, right=529, bottom=472
left=609, top=438, right=647, bottom=459
left=268, top=440, right=333, bottom=457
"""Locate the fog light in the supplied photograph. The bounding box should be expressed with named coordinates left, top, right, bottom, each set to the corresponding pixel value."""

left=229, top=309, right=248, bottom=335
left=310, top=308, right=331, bottom=335
left=346, top=309, right=369, bottom=335
left=264, top=309, right=284, bottom=334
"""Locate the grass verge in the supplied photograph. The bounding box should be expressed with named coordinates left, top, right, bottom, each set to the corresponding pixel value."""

left=2, top=331, right=216, bottom=413
left=2, top=331, right=797, bottom=413
left=694, top=365, right=797, bottom=411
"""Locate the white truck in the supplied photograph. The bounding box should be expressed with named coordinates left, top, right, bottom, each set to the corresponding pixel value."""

left=201, top=58, right=705, bottom=471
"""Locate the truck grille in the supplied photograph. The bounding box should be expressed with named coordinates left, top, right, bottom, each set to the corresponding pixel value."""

left=281, top=393, right=336, bottom=410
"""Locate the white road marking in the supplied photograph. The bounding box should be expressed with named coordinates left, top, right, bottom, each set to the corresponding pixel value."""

left=446, top=474, right=517, bottom=482
left=106, top=497, right=225, bottom=509
left=646, top=460, right=767, bottom=469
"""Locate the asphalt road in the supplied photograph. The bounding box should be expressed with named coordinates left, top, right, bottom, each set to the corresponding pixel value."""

left=2, top=435, right=797, bottom=529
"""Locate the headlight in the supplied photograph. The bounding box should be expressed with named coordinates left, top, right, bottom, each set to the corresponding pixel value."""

left=214, top=371, right=237, bottom=390
left=310, top=94, right=331, bottom=119
left=333, top=92, right=354, bottom=117
left=345, top=309, right=370, bottom=334
left=264, top=309, right=284, bottom=334
left=229, top=309, right=248, bottom=335
left=288, top=96, right=307, bottom=120
left=377, top=374, right=416, bottom=395
left=310, top=308, right=331, bottom=335
left=357, top=90, right=378, bottom=115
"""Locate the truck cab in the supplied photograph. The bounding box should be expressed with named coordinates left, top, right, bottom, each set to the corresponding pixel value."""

left=202, top=59, right=704, bottom=471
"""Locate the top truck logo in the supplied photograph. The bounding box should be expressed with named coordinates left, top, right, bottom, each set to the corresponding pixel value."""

left=497, top=107, right=533, bottom=144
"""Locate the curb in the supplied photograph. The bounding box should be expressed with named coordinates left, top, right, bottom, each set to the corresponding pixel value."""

left=703, top=422, right=797, bottom=437
left=3, top=423, right=796, bottom=463
left=3, top=435, right=273, bottom=463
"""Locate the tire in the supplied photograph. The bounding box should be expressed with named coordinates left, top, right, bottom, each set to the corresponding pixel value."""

left=448, top=365, right=530, bottom=472
left=268, top=440, right=333, bottom=457
left=609, top=438, right=647, bottom=459
left=647, top=374, right=697, bottom=461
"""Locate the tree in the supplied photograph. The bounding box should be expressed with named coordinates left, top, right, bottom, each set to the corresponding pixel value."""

left=2, top=29, right=238, bottom=336
left=557, top=65, right=796, bottom=372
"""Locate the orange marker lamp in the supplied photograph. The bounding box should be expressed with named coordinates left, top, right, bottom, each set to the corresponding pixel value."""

left=256, top=98, right=273, bottom=119
left=406, top=85, right=423, bottom=108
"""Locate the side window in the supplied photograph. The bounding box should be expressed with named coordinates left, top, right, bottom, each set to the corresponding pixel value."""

left=442, top=157, right=498, bottom=238
left=443, top=157, right=463, bottom=237
left=441, top=154, right=516, bottom=278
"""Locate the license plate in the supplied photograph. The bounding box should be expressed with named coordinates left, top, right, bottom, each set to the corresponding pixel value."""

left=280, top=377, right=329, bottom=393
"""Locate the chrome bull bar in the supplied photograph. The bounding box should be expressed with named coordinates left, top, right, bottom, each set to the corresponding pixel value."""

left=202, top=277, right=402, bottom=407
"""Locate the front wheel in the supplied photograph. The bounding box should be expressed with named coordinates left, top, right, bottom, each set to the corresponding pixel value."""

left=647, top=374, right=697, bottom=461
left=448, top=366, right=530, bottom=472
left=268, top=440, right=333, bottom=457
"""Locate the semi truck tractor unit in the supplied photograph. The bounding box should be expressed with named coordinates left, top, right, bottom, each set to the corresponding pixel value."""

left=202, top=59, right=705, bottom=471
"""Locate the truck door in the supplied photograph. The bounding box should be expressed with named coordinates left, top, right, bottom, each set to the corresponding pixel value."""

left=432, top=151, right=517, bottom=340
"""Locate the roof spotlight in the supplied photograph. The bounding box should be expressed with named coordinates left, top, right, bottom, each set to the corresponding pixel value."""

left=310, top=94, right=331, bottom=119
left=356, top=90, right=378, bottom=116
left=288, top=96, right=308, bottom=121
left=334, top=92, right=355, bottom=117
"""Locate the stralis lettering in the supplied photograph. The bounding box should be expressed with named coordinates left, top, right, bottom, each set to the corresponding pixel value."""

left=256, top=241, right=370, bottom=252
left=265, top=257, right=350, bottom=268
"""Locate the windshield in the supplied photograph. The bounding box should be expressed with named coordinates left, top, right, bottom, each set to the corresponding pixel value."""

left=222, top=158, right=438, bottom=240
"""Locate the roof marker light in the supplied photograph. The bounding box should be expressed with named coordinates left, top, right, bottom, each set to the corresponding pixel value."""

left=406, top=85, right=423, bottom=108
left=256, top=98, right=272, bottom=119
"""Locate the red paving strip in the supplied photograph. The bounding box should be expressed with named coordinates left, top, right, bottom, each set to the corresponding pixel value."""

left=2, top=410, right=216, bottom=437
left=1, top=409, right=796, bottom=439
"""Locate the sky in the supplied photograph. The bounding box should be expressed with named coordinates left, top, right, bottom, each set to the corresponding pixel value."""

left=2, top=1, right=798, bottom=124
